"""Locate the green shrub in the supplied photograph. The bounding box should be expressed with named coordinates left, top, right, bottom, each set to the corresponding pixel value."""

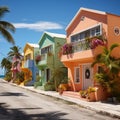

left=4, top=72, right=12, bottom=82
left=44, top=82, right=55, bottom=91
left=34, top=80, right=42, bottom=88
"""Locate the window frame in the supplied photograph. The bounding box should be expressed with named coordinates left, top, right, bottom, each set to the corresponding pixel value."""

left=70, top=24, right=102, bottom=43
left=74, top=67, right=80, bottom=83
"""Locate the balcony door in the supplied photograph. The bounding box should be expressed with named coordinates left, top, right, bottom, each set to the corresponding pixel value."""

left=82, top=64, right=93, bottom=90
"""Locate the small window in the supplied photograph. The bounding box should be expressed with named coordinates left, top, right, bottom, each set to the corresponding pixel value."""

left=114, top=27, right=120, bottom=36
left=75, top=67, right=80, bottom=83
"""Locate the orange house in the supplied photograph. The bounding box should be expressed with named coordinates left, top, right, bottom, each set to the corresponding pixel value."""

left=61, top=7, right=120, bottom=92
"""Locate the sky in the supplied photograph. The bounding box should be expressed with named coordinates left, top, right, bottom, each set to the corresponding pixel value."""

left=0, top=0, right=120, bottom=74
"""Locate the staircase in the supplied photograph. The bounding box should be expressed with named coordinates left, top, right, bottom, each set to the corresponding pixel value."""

left=62, top=91, right=81, bottom=99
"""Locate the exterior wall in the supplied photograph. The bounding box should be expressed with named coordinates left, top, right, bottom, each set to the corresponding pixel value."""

left=62, top=10, right=110, bottom=91
left=24, top=47, right=33, bottom=60
left=107, top=14, right=120, bottom=57
left=67, top=11, right=107, bottom=42
left=54, top=37, right=66, bottom=68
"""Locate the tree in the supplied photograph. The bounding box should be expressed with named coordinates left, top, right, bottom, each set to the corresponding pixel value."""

left=0, top=6, right=15, bottom=44
left=1, top=57, right=12, bottom=73
left=92, top=43, right=120, bottom=97
left=8, top=46, right=22, bottom=82
left=7, top=46, right=22, bottom=59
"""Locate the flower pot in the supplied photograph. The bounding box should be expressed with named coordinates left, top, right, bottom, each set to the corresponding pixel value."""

left=88, top=92, right=96, bottom=102
left=95, top=85, right=108, bottom=101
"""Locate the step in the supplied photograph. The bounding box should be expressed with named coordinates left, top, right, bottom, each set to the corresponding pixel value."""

left=62, top=91, right=81, bottom=99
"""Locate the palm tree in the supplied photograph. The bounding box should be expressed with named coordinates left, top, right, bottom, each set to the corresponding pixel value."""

left=1, top=57, right=12, bottom=73
left=0, top=6, right=15, bottom=44
left=7, top=46, right=22, bottom=59
left=92, top=43, right=120, bottom=74
left=92, top=43, right=120, bottom=96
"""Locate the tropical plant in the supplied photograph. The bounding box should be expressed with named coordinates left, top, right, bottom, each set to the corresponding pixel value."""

left=50, top=67, right=68, bottom=91
left=8, top=46, right=22, bottom=59
left=86, top=36, right=106, bottom=49
left=4, top=71, right=12, bottom=82
left=35, top=54, right=41, bottom=64
left=92, top=43, right=120, bottom=97
left=1, top=57, right=12, bottom=73
left=0, top=6, right=15, bottom=44
left=44, top=81, right=55, bottom=91
left=62, top=43, right=73, bottom=55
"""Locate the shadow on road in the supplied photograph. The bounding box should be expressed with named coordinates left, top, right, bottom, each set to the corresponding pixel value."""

left=0, top=103, right=68, bottom=120
left=0, top=92, right=28, bottom=97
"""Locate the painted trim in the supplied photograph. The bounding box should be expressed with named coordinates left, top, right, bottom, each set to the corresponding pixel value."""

left=70, top=23, right=102, bottom=38
left=66, top=7, right=106, bottom=31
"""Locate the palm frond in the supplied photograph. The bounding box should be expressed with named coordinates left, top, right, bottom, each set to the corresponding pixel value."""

left=0, top=25, right=15, bottom=44
left=110, top=43, right=119, bottom=52
left=0, top=21, right=15, bottom=32
left=0, top=6, right=9, bottom=18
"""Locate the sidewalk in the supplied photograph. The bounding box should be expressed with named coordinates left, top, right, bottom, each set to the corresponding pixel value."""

left=19, top=85, right=120, bottom=119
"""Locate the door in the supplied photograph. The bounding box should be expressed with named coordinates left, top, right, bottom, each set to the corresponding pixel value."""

left=46, top=68, right=51, bottom=82
left=83, top=64, right=93, bottom=90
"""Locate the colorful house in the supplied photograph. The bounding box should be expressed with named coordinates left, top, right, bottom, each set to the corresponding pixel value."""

left=23, top=43, right=39, bottom=85
left=37, top=31, right=66, bottom=87
left=11, top=56, right=22, bottom=80
left=60, top=7, right=120, bottom=92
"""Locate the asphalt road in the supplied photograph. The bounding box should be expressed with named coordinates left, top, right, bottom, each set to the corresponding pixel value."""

left=0, top=79, right=119, bottom=120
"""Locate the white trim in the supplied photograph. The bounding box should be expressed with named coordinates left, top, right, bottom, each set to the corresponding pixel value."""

left=66, top=7, right=106, bottom=31
left=82, top=63, right=93, bottom=90
left=74, top=67, right=80, bottom=83
left=70, top=23, right=102, bottom=37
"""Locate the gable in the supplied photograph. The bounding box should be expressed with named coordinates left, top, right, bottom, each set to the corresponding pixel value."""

left=66, top=9, right=107, bottom=36
left=38, top=33, right=54, bottom=49
left=24, top=44, right=33, bottom=53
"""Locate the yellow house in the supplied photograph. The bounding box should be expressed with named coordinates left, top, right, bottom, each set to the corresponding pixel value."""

left=23, top=43, right=39, bottom=85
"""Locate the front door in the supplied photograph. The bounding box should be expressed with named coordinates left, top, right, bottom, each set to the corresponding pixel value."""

left=46, top=68, right=51, bottom=82
left=83, top=64, right=93, bottom=90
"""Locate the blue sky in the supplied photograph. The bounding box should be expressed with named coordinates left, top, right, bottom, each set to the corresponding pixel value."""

left=0, top=0, right=120, bottom=74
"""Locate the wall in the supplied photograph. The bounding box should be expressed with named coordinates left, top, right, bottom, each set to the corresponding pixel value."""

left=107, top=14, right=120, bottom=57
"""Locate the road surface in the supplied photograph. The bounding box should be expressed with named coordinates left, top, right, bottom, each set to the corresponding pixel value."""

left=0, top=79, right=119, bottom=120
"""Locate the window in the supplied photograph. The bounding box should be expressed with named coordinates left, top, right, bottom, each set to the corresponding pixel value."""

left=41, top=45, right=52, bottom=54
left=75, top=67, right=80, bottom=83
left=71, top=24, right=101, bottom=42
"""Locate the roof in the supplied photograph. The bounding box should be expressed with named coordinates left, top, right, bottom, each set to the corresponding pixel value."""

left=44, top=31, right=66, bottom=38
left=27, top=43, right=39, bottom=48
left=23, top=43, right=39, bottom=52
left=66, top=7, right=106, bottom=31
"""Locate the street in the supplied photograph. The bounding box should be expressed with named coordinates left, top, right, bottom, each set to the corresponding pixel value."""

left=0, top=79, right=119, bottom=120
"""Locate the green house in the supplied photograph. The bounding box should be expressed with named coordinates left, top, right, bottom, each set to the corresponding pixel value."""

left=36, top=32, right=67, bottom=89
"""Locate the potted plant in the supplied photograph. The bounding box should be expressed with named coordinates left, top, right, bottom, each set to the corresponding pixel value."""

left=87, top=87, right=96, bottom=102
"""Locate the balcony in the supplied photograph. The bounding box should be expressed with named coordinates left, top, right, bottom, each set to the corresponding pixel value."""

left=61, top=37, right=105, bottom=63
left=24, top=59, right=34, bottom=68
left=72, top=40, right=90, bottom=52
left=37, top=53, right=53, bottom=67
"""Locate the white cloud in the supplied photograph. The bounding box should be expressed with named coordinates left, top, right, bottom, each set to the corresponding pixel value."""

left=13, top=21, right=63, bottom=31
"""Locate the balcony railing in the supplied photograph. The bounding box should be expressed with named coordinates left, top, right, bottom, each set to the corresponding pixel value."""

left=38, top=53, right=53, bottom=66
left=61, top=36, right=105, bottom=55
left=72, top=40, right=90, bottom=52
